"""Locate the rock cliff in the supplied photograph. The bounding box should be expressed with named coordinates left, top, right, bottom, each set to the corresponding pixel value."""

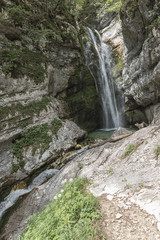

left=120, top=0, right=160, bottom=125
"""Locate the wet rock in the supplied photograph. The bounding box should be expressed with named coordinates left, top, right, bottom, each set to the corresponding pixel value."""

left=31, top=169, right=59, bottom=187
left=0, top=188, right=31, bottom=222
left=101, top=20, right=123, bottom=56
left=112, top=127, right=132, bottom=137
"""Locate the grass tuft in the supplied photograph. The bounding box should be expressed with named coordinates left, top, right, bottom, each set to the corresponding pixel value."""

left=123, top=144, right=137, bottom=157
left=154, top=146, right=160, bottom=158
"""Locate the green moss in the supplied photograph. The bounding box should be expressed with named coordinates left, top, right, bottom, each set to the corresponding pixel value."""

left=11, top=162, right=19, bottom=173
left=0, top=47, right=47, bottom=84
left=0, top=96, right=51, bottom=129
left=67, top=86, right=97, bottom=109
left=0, top=86, right=5, bottom=91
left=51, top=118, right=62, bottom=138
left=66, top=65, right=100, bottom=132
left=13, top=124, right=52, bottom=160
left=12, top=119, right=63, bottom=160
left=112, top=54, right=123, bottom=82
left=19, top=178, right=106, bottom=240
left=106, top=0, right=122, bottom=13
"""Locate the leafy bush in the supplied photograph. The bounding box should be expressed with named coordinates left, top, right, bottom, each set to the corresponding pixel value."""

left=19, top=178, right=106, bottom=240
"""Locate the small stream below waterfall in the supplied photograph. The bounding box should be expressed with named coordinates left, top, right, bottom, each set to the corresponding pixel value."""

left=0, top=146, right=89, bottom=227
left=0, top=168, right=59, bottom=225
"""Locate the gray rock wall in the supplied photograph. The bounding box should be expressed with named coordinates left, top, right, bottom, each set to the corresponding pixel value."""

left=120, top=0, right=160, bottom=125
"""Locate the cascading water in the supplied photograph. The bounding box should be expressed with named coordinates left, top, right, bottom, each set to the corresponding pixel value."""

left=84, top=28, right=124, bottom=130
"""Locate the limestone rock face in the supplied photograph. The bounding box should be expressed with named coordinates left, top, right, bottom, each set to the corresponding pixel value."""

left=120, top=0, right=160, bottom=124
left=101, top=20, right=123, bottom=56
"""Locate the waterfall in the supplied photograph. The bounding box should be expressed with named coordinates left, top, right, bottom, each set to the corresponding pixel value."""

left=84, top=28, right=124, bottom=130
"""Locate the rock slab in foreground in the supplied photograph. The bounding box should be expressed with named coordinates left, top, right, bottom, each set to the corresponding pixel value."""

left=1, top=124, right=160, bottom=239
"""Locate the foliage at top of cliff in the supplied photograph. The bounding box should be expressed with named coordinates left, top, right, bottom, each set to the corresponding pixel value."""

left=73, top=0, right=122, bottom=25
left=0, top=0, right=77, bottom=43
left=0, top=0, right=79, bottom=82
left=106, top=0, right=122, bottom=13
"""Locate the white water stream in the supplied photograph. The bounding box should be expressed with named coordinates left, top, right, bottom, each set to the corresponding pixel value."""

left=85, top=28, right=123, bottom=130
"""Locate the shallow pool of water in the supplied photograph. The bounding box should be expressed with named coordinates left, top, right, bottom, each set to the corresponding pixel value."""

left=88, top=129, right=115, bottom=140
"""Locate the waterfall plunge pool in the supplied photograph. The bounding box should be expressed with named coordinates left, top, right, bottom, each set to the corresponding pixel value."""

left=89, top=128, right=137, bottom=140
left=88, top=129, right=115, bottom=140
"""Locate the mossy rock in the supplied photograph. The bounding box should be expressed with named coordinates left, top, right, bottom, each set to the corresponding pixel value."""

left=0, top=47, right=47, bottom=84
left=66, top=65, right=100, bottom=132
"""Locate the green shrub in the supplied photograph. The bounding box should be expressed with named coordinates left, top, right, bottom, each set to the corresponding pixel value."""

left=19, top=178, right=106, bottom=240
left=11, top=160, right=26, bottom=173
left=124, top=144, right=137, bottom=157
left=13, top=124, right=52, bottom=160
left=154, top=146, right=160, bottom=158
left=11, top=162, right=19, bottom=173
left=106, top=167, right=114, bottom=176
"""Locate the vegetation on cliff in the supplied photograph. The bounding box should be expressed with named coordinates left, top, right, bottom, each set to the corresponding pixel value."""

left=0, top=96, right=51, bottom=130
left=0, top=0, right=78, bottom=82
left=12, top=118, right=62, bottom=172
